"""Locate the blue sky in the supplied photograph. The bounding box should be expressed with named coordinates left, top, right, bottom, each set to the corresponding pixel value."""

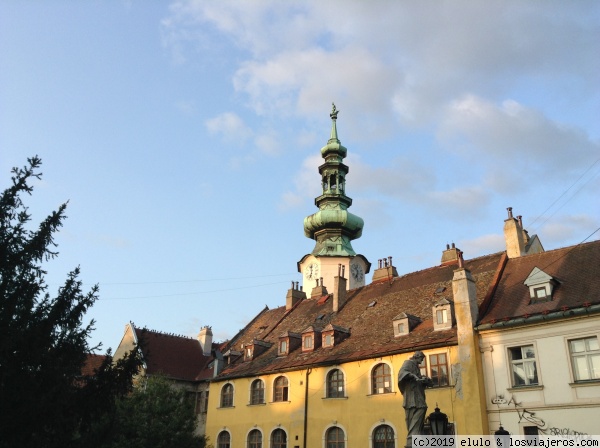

left=1, top=1, right=599, bottom=351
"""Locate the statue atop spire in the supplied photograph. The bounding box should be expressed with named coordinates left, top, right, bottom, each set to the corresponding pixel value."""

left=330, top=102, right=339, bottom=120
left=303, top=104, right=364, bottom=256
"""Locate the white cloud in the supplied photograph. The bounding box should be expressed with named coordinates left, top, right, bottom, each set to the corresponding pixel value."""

left=164, top=0, right=599, bottom=131
left=460, top=233, right=505, bottom=258
left=205, top=112, right=253, bottom=142
left=539, top=214, right=600, bottom=247
left=439, top=95, right=600, bottom=182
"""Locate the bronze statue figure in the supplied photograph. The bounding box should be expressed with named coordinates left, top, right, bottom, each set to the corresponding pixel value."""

left=398, top=351, right=433, bottom=447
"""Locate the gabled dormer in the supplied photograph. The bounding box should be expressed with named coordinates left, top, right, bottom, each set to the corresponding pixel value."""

left=321, top=323, right=350, bottom=348
left=392, top=312, right=421, bottom=337
left=278, top=331, right=301, bottom=357
left=222, top=349, right=241, bottom=365
left=301, top=326, right=322, bottom=352
left=432, top=297, right=454, bottom=331
left=524, top=267, right=557, bottom=303
left=243, top=339, right=272, bottom=362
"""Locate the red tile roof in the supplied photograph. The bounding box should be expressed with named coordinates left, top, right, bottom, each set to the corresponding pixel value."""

left=218, top=252, right=504, bottom=380
left=134, top=327, right=215, bottom=382
left=478, top=240, right=600, bottom=325
left=81, top=354, right=107, bottom=377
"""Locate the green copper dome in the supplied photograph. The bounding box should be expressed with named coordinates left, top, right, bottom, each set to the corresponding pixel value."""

left=303, top=104, right=364, bottom=257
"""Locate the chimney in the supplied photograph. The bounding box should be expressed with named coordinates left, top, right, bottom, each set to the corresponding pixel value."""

left=441, top=243, right=462, bottom=265
left=333, top=264, right=348, bottom=312
left=197, top=326, right=213, bottom=356
left=371, top=256, right=399, bottom=283
left=451, top=259, right=489, bottom=434
left=310, top=278, right=328, bottom=299
left=286, top=281, right=307, bottom=310
left=503, top=207, right=527, bottom=258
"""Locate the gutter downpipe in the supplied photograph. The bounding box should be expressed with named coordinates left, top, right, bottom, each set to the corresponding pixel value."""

left=303, top=368, right=312, bottom=448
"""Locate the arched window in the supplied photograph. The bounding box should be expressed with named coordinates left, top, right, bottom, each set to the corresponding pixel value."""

left=250, top=379, right=265, bottom=405
left=273, top=376, right=289, bottom=402
left=271, top=428, right=287, bottom=448
left=326, top=369, right=345, bottom=398
left=326, top=426, right=345, bottom=448
left=248, top=429, right=262, bottom=448
left=371, top=363, right=392, bottom=394
left=220, top=383, right=234, bottom=408
left=372, top=425, right=395, bottom=448
left=217, top=430, right=231, bottom=448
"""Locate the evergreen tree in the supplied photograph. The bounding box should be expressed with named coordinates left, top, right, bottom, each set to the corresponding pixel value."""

left=107, top=376, right=209, bottom=448
left=0, top=157, right=142, bottom=448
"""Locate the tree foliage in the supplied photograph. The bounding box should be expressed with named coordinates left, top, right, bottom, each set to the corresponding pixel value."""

left=0, top=157, right=142, bottom=448
left=107, top=375, right=209, bottom=448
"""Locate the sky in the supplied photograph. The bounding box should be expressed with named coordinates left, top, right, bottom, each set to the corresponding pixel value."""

left=1, top=1, right=599, bottom=351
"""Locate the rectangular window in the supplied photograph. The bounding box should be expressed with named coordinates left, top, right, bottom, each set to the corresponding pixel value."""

left=398, top=323, right=405, bottom=333
left=429, top=353, right=449, bottom=387
left=569, top=336, right=600, bottom=381
left=303, top=335, right=313, bottom=349
left=509, top=345, right=538, bottom=386
left=436, top=309, right=448, bottom=324
left=279, top=340, right=287, bottom=355
left=324, top=334, right=333, bottom=347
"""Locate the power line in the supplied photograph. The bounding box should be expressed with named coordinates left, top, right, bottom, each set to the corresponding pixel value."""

left=528, top=156, right=600, bottom=232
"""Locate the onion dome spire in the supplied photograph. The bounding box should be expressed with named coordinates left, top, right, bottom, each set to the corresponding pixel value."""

left=303, top=104, right=364, bottom=256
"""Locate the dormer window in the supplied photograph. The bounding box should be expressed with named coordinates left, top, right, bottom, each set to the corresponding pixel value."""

left=278, top=331, right=301, bottom=356
left=303, top=334, right=314, bottom=350
left=243, top=339, right=271, bottom=361
left=432, top=298, right=453, bottom=331
left=524, top=267, right=557, bottom=304
left=301, top=326, right=322, bottom=352
left=321, top=323, right=350, bottom=348
left=393, top=313, right=420, bottom=337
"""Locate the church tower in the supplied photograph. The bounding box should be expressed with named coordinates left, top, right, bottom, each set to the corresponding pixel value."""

left=298, top=104, right=370, bottom=293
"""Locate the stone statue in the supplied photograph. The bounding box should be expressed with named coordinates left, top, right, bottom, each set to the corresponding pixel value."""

left=398, top=351, right=433, bottom=447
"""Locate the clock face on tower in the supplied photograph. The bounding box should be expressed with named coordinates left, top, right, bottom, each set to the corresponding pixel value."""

left=350, top=263, right=364, bottom=282
left=305, top=262, right=319, bottom=280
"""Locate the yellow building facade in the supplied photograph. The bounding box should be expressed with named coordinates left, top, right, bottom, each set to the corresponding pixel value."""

left=205, top=107, right=496, bottom=447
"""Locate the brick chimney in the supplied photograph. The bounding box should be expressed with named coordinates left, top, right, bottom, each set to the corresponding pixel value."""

left=333, top=264, right=348, bottom=312
left=197, top=326, right=213, bottom=356
left=286, top=281, right=306, bottom=310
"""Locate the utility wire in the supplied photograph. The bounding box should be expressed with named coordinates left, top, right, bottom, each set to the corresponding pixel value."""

left=528, top=157, right=600, bottom=232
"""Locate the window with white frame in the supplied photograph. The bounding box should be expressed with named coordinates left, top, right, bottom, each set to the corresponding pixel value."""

left=271, top=428, right=287, bottom=448
left=217, top=431, right=231, bottom=448
left=273, top=376, right=289, bottom=402
left=220, top=383, right=234, bottom=407
left=247, top=429, right=262, bottom=448
left=326, top=368, right=345, bottom=398
left=371, top=363, right=392, bottom=394
left=326, top=426, right=346, bottom=448
left=508, top=345, right=538, bottom=386
left=569, top=336, right=600, bottom=381
left=372, top=424, right=395, bottom=448
left=250, top=379, right=265, bottom=405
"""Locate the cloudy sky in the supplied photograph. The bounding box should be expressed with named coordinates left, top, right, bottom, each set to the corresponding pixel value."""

left=1, top=1, right=598, bottom=350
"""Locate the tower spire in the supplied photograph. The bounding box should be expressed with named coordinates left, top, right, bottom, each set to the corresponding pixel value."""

left=303, top=104, right=364, bottom=256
